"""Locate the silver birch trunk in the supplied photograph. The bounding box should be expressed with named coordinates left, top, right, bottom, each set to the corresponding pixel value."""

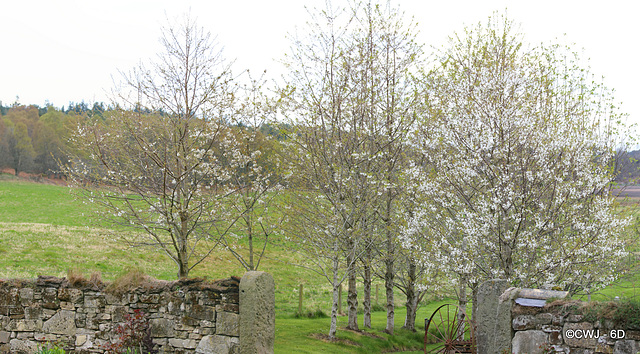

left=384, top=255, right=394, bottom=334
left=346, top=252, right=359, bottom=330
left=402, top=260, right=417, bottom=331
left=363, top=260, right=372, bottom=329
left=330, top=239, right=340, bottom=339
left=384, top=208, right=395, bottom=334
left=330, top=281, right=339, bottom=338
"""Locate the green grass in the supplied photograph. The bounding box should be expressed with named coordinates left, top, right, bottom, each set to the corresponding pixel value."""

left=0, top=175, right=89, bottom=226
left=276, top=300, right=459, bottom=353
left=7, top=175, right=636, bottom=352
left=0, top=176, right=439, bottom=353
left=572, top=200, right=640, bottom=303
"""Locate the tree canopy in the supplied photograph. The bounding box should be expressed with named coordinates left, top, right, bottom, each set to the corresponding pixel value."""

left=402, top=14, right=630, bottom=295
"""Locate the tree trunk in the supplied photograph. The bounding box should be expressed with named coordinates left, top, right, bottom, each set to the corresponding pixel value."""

left=177, top=208, right=190, bottom=279
left=402, top=260, right=417, bottom=331
left=177, top=223, right=189, bottom=279
left=330, top=281, right=339, bottom=338
left=457, top=275, right=467, bottom=340
left=347, top=252, right=359, bottom=330
left=503, top=242, right=513, bottom=280
left=361, top=217, right=373, bottom=329
left=177, top=211, right=190, bottom=279
left=13, top=155, right=20, bottom=176
left=338, top=284, right=343, bottom=315
left=329, top=241, right=341, bottom=339
left=404, top=291, right=418, bottom=332
left=384, top=217, right=395, bottom=334
left=363, top=259, right=372, bottom=329
left=471, top=282, right=478, bottom=324
left=247, top=213, right=254, bottom=270
left=177, top=256, right=189, bottom=279
left=382, top=189, right=396, bottom=335
left=384, top=255, right=394, bottom=334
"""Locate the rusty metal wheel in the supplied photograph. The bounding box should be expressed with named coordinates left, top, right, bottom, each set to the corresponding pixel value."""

left=424, top=304, right=475, bottom=354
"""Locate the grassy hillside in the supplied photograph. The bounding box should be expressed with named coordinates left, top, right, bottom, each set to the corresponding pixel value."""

left=0, top=174, right=88, bottom=226
left=0, top=175, right=437, bottom=353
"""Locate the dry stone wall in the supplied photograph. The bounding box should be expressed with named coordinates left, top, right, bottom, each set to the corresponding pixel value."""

left=511, top=302, right=640, bottom=354
left=476, top=280, right=640, bottom=353
left=0, top=275, right=243, bottom=353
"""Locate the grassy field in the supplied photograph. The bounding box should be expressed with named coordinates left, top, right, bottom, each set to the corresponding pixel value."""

left=2, top=174, right=638, bottom=352
left=0, top=175, right=440, bottom=353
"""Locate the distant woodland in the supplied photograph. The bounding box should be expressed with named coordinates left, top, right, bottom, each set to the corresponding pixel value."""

left=0, top=101, right=283, bottom=179
left=0, top=102, right=99, bottom=177
left=1, top=101, right=639, bottom=184
left=616, top=150, right=640, bottom=184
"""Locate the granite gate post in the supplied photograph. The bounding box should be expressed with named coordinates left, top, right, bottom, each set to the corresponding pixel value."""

left=476, top=279, right=511, bottom=354
left=239, top=271, right=275, bottom=354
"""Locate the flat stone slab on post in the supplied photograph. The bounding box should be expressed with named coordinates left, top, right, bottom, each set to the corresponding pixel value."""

left=517, top=289, right=568, bottom=300
left=514, top=298, right=546, bottom=307
left=513, top=288, right=569, bottom=308
left=240, top=271, right=275, bottom=354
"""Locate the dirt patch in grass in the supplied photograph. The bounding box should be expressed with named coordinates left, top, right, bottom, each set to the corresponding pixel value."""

left=0, top=170, right=67, bottom=186
left=342, top=328, right=387, bottom=339
left=311, top=333, right=361, bottom=347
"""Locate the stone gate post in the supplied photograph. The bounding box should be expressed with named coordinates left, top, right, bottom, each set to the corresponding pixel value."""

left=476, top=279, right=511, bottom=354
left=239, top=271, right=275, bottom=354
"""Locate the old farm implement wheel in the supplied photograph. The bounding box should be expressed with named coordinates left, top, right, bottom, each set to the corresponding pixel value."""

left=424, top=304, right=475, bottom=354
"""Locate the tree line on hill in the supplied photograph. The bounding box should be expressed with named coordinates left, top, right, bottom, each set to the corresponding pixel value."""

left=615, top=149, right=640, bottom=184
left=0, top=102, right=285, bottom=180
left=0, top=103, right=79, bottom=177
left=2, top=2, right=638, bottom=340
left=3, top=99, right=636, bottom=187
left=3, top=99, right=636, bottom=185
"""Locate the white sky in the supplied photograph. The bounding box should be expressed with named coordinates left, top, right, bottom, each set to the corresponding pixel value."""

left=1, top=1, right=639, bottom=132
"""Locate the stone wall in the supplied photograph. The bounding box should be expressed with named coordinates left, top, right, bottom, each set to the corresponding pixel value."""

left=475, top=280, right=640, bottom=353
left=0, top=274, right=248, bottom=353
left=511, top=302, right=640, bottom=354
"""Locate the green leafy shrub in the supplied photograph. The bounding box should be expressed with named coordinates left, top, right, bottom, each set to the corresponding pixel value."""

left=580, top=301, right=617, bottom=323
left=612, top=299, right=640, bottom=329
left=371, top=303, right=386, bottom=312
left=294, top=309, right=328, bottom=319
left=570, top=299, right=640, bottom=329
left=35, top=344, right=66, bottom=354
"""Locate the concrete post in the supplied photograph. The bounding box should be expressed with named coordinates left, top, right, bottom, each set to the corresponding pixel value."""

left=476, top=279, right=511, bottom=354
left=240, top=271, right=275, bottom=354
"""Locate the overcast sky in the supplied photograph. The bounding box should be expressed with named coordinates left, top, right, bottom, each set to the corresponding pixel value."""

left=2, top=1, right=638, bottom=131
